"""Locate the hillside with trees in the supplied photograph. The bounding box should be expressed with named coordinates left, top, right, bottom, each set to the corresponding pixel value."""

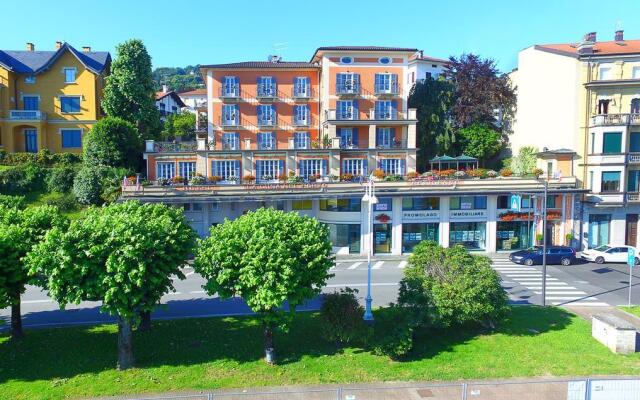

left=152, top=65, right=204, bottom=92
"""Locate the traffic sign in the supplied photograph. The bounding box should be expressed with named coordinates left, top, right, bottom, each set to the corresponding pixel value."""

left=510, top=194, right=522, bottom=212
left=628, top=247, right=636, bottom=267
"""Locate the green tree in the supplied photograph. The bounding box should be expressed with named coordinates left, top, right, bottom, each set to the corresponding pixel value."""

left=194, top=208, right=333, bottom=363
left=458, top=123, right=503, bottom=166
left=161, top=112, right=196, bottom=141
left=83, top=117, right=142, bottom=170
left=0, top=205, right=67, bottom=339
left=510, top=146, right=539, bottom=176
left=102, top=39, right=161, bottom=139
left=26, top=202, right=196, bottom=369
left=398, top=241, right=508, bottom=329
left=408, top=77, right=455, bottom=170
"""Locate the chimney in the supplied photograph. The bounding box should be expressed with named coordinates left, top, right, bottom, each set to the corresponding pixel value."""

left=615, top=30, right=624, bottom=42
left=162, top=84, right=169, bottom=93
left=55, top=41, right=63, bottom=50
left=577, top=32, right=596, bottom=55
left=26, top=42, right=34, bottom=52
left=82, top=46, right=91, bottom=53
left=583, top=32, right=597, bottom=42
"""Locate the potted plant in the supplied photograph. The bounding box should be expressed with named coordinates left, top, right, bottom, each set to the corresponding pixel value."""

left=243, top=174, right=256, bottom=184
left=278, top=173, right=289, bottom=183
left=454, top=170, right=467, bottom=178
left=406, top=171, right=418, bottom=181
left=172, top=175, right=185, bottom=184
left=309, top=173, right=321, bottom=182
left=499, top=167, right=513, bottom=177
left=373, top=169, right=386, bottom=181
left=228, top=176, right=239, bottom=184
left=190, top=174, right=205, bottom=185
left=208, top=175, right=222, bottom=184
left=156, top=177, right=169, bottom=186
left=486, top=170, right=498, bottom=178
left=536, top=233, right=544, bottom=245
left=532, top=167, right=544, bottom=178
left=340, top=173, right=354, bottom=182
left=565, top=232, right=575, bottom=247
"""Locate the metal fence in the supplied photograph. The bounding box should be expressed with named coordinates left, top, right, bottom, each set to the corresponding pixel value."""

left=127, top=378, right=640, bottom=400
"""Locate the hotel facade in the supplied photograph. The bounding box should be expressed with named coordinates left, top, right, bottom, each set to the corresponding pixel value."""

left=129, top=46, right=583, bottom=255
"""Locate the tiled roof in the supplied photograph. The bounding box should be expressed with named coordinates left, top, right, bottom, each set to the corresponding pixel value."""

left=179, top=88, right=207, bottom=96
left=156, top=91, right=186, bottom=107
left=536, top=40, right=640, bottom=57
left=315, top=46, right=418, bottom=52
left=413, top=55, right=449, bottom=64
left=0, top=43, right=110, bottom=74
left=201, top=61, right=317, bottom=69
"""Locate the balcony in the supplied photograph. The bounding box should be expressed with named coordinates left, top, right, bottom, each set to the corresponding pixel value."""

left=257, top=117, right=277, bottom=128
left=219, top=115, right=240, bottom=128
left=256, top=84, right=278, bottom=100
left=628, top=193, right=640, bottom=202
left=369, top=109, right=417, bottom=121
left=291, top=116, right=315, bottom=127
left=591, top=113, right=640, bottom=126
left=292, top=86, right=315, bottom=100
left=376, top=139, right=408, bottom=149
left=222, top=142, right=241, bottom=151
left=336, top=83, right=360, bottom=96
left=325, top=108, right=417, bottom=124
left=152, top=141, right=198, bottom=153
left=9, top=110, right=46, bottom=120
left=374, top=83, right=400, bottom=96
left=219, top=86, right=240, bottom=100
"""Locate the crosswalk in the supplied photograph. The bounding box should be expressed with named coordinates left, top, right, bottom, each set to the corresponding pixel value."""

left=491, top=258, right=609, bottom=307
left=332, top=260, right=404, bottom=271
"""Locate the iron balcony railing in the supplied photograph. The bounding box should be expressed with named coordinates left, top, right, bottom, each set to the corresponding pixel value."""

left=627, top=192, right=640, bottom=202
left=219, top=85, right=240, bottom=99
left=220, top=115, right=240, bottom=127
left=376, top=139, right=407, bottom=149
left=292, top=85, right=314, bottom=99
left=336, top=83, right=361, bottom=95
left=629, top=153, right=640, bottom=163
left=257, top=117, right=277, bottom=127
left=9, top=110, right=46, bottom=120
left=257, top=84, right=278, bottom=98
left=374, top=82, right=400, bottom=95
left=591, top=113, right=640, bottom=126
left=154, top=141, right=198, bottom=152
left=222, top=142, right=240, bottom=150
left=291, top=116, right=315, bottom=127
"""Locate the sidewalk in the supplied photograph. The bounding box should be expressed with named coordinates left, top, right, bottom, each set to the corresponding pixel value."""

left=564, top=304, right=640, bottom=331
left=334, top=252, right=512, bottom=262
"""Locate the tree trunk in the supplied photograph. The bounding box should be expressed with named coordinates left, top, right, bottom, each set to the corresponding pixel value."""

left=264, top=325, right=275, bottom=364
left=11, top=302, right=23, bottom=340
left=117, top=317, right=135, bottom=370
left=138, top=310, right=151, bottom=332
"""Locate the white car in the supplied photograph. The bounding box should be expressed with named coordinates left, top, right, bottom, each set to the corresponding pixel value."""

left=581, top=245, right=640, bottom=265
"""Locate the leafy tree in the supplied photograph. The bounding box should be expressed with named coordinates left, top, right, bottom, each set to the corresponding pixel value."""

left=73, top=166, right=103, bottom=205
left=457, top=123, right=503, bottom=166
left=26, top=201, right=196, bottom=369
left=0, top=205, right=67, bottom=339
left=194, top=208, right=333, bottom=363
left=102, top=39, right=162, bottom=140
left=444, top=53, right=517, bottom=132
left=162, top=112, right=196, bottom=141
left=398, top=241, right=508, bottom=329
left=83, top=117, right=142, bottom=170
left=320, top=287, right=365, bottom=345
left=152, top=65, right=203, bottom=91
left=47, top=164, right=78, bottom=193
left=408, top=77, right=455, bottom=170
left=510, top=146, right=539, bottom=176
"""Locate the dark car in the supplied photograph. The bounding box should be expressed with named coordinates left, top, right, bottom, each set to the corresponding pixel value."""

left=509, top=246, right=576, bottom=266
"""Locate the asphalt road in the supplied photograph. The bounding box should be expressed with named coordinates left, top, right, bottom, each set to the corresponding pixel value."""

left=2, top=256, right=639, bottom=330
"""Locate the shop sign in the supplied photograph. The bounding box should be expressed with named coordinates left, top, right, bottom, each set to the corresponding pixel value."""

left=450, top=210, right=487, bottom=220
left=402, top=210, right=439, bottom=221
left=374, top=212, right=392, bottom=223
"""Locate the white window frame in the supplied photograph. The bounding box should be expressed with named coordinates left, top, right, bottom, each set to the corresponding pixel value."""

left=293, top=76, right=310, bottom=97
left=256, top=159, right=281, bottom=183
left=64, top=67, right=77, bottom=83
left=599, top=64, right=612, bottom=80
left=300, top=159, right=322, bottom=178
left=59, top=95, right=81, bottom=114
left=337, top=100, right=355, bottom=120
left=380, top=158, right=401, bottom=175
left=633, top=66, right=640, bottom=80
left=294, top=132, right=310, bottom=149
left=211, top=160, right=238, bottom=182
left=294, top=105, right=310, bottom=125
left=343, top=158, right=364, bottom=176
left=24, top=75, right=36, bottom=84
left=157, top=162, right=175, bottom=180
left=258, top=104, right=276, bottom=125
left=377, top=127, right=392, bottom=147
left=222, top=132, right=240, bottom=150
left=178, top=161, right=196, bottom=179
left=60, top=128, right=82, bottom=149
left=257, top=132, right=276, bottom=150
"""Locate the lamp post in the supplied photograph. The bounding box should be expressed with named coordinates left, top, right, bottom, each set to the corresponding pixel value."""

left=540, top=178, right=549, bottom=307
left=362, top=174, right=378, bottom=323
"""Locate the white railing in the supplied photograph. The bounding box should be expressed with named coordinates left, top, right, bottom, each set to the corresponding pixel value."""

left=628, top=153, right=640, bottom=163
left=9, top=110, right=46, bottom=120
left=591, top=113, right=640, bottom=126
left=627, top=193, right=640, bottom=202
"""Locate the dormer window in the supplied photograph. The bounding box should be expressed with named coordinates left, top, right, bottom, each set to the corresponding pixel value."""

left=340, top=56, right=353, bottom=64
left=379, top=57, right=391, bottom=64
left=24, top=75, right=36, bottom=84
left=64, top=68, right=77, bottom=83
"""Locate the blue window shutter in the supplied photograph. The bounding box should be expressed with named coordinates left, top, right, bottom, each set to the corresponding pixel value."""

left=352, top=127, right=359, bottom=145
left=376, top=128, right=381, bottom=146
left=211, top=161, right=217, bottom=177
left=377, top=158, right=382, bottom=169
left=353, top=100, right=359, bottom=119
left=391, top=128, right=396, bottom=145
left=279, top=159, right=285, bottom=175
left=270, top=132, right=276, bottom=147
left=363, top=159, right=368, bottom=176
left=256, top=160, right=262, bottom=180
left=341, top=159, right=346, bottom=174
left=257, top=105, right=263, bottom=120
left=391, top=101, right=397, bottom=118
left=354, top=74, right=360, bottom=87
left=75, top=131, right=81, bottom=147
left=391, top=74, right=398, bottom=90
left=322, top=159, right=328, bottom=176
left=297, top=159, right=302, bottom=175
left=400, top=159, right=405, bottom=175
left=235, top=160, right=241, bottom=178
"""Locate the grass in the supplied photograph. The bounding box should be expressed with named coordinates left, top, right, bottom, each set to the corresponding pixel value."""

left=21, top=190, right=86, bottom=220
left=1, top=306, right=639, bottom=400
left=621, top=306, right=640, bottom=318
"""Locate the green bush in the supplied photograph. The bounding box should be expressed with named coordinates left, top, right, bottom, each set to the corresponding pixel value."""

left=0, top=194, right=26, bottom=209
left=47, top=165, right=78, bottom=193
left=45, top=192, right=79, bottom=212
left=50, top=152, right=82, bottom=165
left=83, top=117, right=142, bottom=170
left=0, top=163, right=48, bottom=194
left=0, top=149, right=81, bottom=167
left=371, top=305, right=415, bottom=359
left=73, top=166, right=103, bottom=205
left=320, top=287, right=365, bottom=344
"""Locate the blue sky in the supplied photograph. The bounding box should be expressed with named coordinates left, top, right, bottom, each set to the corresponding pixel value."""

left=3, top=0, right=640, bottom=72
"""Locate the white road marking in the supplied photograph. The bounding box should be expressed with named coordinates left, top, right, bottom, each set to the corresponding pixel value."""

left=398, top=261, right=408, bottom=269
left=189, top=290, right=205, bottom=294
left=348, top=262, right=363, bottom=270
left=534, top=291, right=586, bottom=295
left=325, top=282, right=397, bottom=288
left=546, top=296, right=598, bottom=300
left=22, top=299, right=53, bottom=304
left=372, top=261, right=384, bottom=269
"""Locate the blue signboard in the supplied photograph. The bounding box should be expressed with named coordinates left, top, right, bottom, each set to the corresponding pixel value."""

left=628, top=247, right=636, bottom=267
left=510, top=194, right=522, bottom=212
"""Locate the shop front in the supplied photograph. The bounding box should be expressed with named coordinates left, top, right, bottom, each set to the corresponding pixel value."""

left=326, top=223, right=361, bottom=254
left=496, top=211, right=534, bottom=251
left=401, top=196, right=440, bottom=253
left=449, top=196, right=488, bottom=251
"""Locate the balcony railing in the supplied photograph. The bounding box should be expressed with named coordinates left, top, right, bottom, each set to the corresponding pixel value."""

left=591, top=113, right=640, bottom=126
left=9, top=110, right=46, bottom=120
left=374, top=83, right=400, bottom=95
left=291, top=116, right=315, bottom=127
left=220, top=115, right=240, bottom=127
left=258, top=142, right=277, bottom=150
left=292, top=86, right=314, bottom=99
left=257, top=84, right=278, bottom=99
left=222, top=142, right=241, bottom=150
left=326, top=109, right=417, bottom=122
left=219, top=86, right=240, bottom=99
left=376, top=139, right=408, bottom=149
left=629, top=153, right=640, bottom=163
left=154, top=141, right=198, bottom=153
left=257, top=117, right=277, bottom=127
left=628, top=192, right=640, bottom=202
left=336, top=83, right=360, bottom=96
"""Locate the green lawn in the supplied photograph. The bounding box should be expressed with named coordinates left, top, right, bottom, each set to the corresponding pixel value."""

left=1, top=306, right=639, bottom=400
left=21, top=190, right=86, bottom=220
left=621, top=306, right=640, bottom=318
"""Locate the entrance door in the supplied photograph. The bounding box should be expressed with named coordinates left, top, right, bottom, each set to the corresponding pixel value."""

left=545, top=223, right=555, bottom=245
left=374, top=223, right=392, bottom=254
left=626, top=214, right=638, bottom=246
left=24, top=129, right=37, bottom=153
left=588, top=214, right=611, bottom=248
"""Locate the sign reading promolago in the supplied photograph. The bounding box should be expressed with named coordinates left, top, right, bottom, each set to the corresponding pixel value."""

left=449, top=210, right=487, bottom=220
left=402, top=210, right=439, bottom=221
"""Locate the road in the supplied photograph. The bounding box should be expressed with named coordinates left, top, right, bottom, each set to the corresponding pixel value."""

left=1, top=256, right=639, bottom=329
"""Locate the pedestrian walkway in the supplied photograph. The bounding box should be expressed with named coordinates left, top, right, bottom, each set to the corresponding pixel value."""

left=491, top=258, right=609, bottom=307
left=331, top=260, right=404, bottom=271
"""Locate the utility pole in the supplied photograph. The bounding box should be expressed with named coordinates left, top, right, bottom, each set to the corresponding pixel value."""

left=362, top=175, right=377, bottom=323
left=541, top=179, right=549, bottom=307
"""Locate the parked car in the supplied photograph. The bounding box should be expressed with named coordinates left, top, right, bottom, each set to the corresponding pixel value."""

left=581, top=245, right=640, bottom=265
left=509, top=246, right=576, bottom=266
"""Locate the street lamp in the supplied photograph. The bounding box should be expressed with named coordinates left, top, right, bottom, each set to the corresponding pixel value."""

left=362, top=174, right=378, bottom=323
left=540, top=178, right=549, bottom=307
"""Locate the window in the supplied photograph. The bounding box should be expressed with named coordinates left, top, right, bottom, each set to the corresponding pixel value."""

left=256, top=159, right=283, bottom=182
left=342, top=158, right=366, bottom=176
left=340, top=56, right=353, bottom=64
left=376, top=127, right=394, bottom=148
left=211, top=160, right=240, bottom=181
left=630, top=132, right=640, bottom=152
left=292, top=200, right=312, bottom=210
left=450, top=196, right=487, bottom=210
left=64, top=68, right=76, bottom=83
left=293, top=77, right=310, bottom=97
left=425, top=72, right=432, bottom=79
left=602, top=132, right=622, bottom=154
left=627, top=170, right=640, bottom=192
left=632, top=99, right=640, bottom=114
left=299, top=159, right=325, bottom=178
left=589, top=171, right=594, bottom=190
left=374, top=73, right=398, bottom=93
left=257, top=105, right=276, bottom=125
left=374, top=100, right=396, bottom=120
left=599, top=65, right=612, bottom=80
left=179, top=162, right=196, bottom=179
left=60, top=96, right=81, bottom=113
left=546, top=195, right=558, bottom=208
left=378, top=57, right=391, bottom=64
left=257, top=132, right=276, bottom=150
left=336, top=73, right=359, bottom=94
left=294, top=132, right=310, bottom=149
left=222, top=76, right=239, bottom=96
left=320, top=198, right=361, bottom=212
left=598, top=99, right=610, bottom=115
left=294, top=105, right=310, bottom=125
left=337, top=100, right=358, bottom=120
left=338, top=128, right=357, bottom=148
left=379, top=158, right=404, bottom=175
left=23, top=96, right=39, bottom=110
left=374, top=197, right=393, bottom=211
left=159, top=103, right=166, bottom=110
left=172, top=106, right=177, bottom=112
left=326, top=223, right=360, bottom=253
left=24, top=75, right=36, bottom=84
left=222, top=104, right=239, bottom=125
left=633, top=67, right=640, bottom=79
left=403, top=197, right=440, bottom=210
left=61, top=129, right=81, bottom=148
left=222, top=132, right=240, bottom=150
left=497, top=195, right=532, bottom=209
left=601, top=171, right=621, bottom=192
left=157, top=162, right=175, bottom=179
left=257, top=76, right=276, bottom=97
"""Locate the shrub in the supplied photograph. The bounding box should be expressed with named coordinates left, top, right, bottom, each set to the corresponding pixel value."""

left=532, top=167, right=544, bottom=178
left=371, top=305, right=415, bottom=359
left=373, top=169, right=386, bottom=179
left=320, top=288, right=365, bottom=345
left=207, top=175, right=222, bottom=184
left=47, top=165, right=78, bottom=193
left=50, top=152, right=82, bottom=165
left=384, top=174, right=403, bottom=182
left=157, top=177, right=169, bottom=186
left=83, top=116, right=142, bottom=170
left=172, top=175, right=185, bottom=184
left=486, top=169, right=498, bottom=178
left=467, top=169, right=487, bottom=178
left=278, top=173, right=288, bottom=182
left=436, top=169, right=456, bottom=178
left=45, top=192, right=79, bottom=212
left=499, top=167, right=513, bottom=177
left=406, top=171, right=418, bottom=180
left=340, top=173, right=354, bottom=182
left=454, top=170, right=466, bottom=178
left=0, top=194, right=26, bottom=209
left=190, top=174, right=205, bottom=185
left=73, top=166, right=103, bottom=205
left=243, top=174, right=255, bottom=183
